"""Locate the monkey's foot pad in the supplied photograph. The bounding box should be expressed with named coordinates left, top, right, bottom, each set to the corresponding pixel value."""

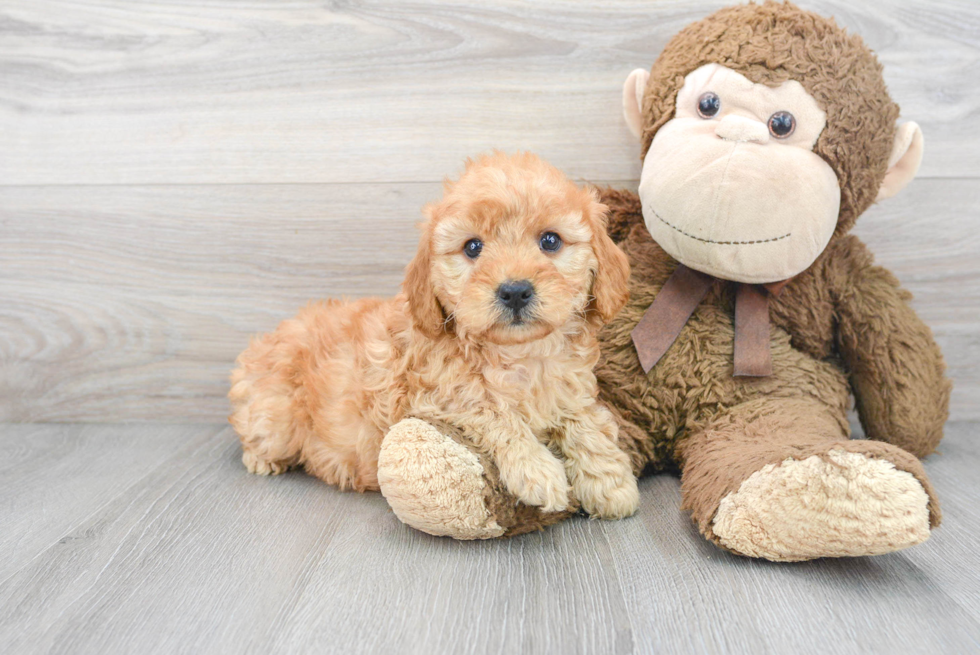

left=378, top=418, right=505, bottom=540
left=712, top=448, right=931, bottom=561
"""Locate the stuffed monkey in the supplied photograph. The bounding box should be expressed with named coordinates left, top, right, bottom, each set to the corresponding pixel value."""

left=379, top=2, right=951, bottom=560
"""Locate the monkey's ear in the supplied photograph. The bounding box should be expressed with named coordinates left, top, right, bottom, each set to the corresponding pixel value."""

left=877, top=122, right=924, bottom=201
left=622, top=68, right=650, bottom=140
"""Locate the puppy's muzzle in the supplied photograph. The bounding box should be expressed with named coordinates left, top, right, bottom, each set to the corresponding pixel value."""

left=496, top=280, right=535, bottom=318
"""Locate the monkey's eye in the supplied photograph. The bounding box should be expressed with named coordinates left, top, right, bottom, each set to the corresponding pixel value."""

left=539, top=232, right=563, bottom=253
left=463, top=238, right=483, bottom=259
left=697, top=92, right=721, bottom=118
left=768, top=111, right=796, bottom=138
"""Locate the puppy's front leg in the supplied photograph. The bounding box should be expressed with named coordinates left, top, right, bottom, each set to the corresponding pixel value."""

left=461, top=415, right=570, bottom=512
left=556, top=405, right=639, bottom=519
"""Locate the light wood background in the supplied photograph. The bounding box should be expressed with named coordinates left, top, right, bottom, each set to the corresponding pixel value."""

left=1, top=0, right=977, bottom=422
left=3, top=3, right=980, bottom=654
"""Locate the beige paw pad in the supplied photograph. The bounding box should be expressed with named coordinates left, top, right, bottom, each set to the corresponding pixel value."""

left=378, top=418, right=505, bottom=540
left=712, top=448, right=931, bottom=561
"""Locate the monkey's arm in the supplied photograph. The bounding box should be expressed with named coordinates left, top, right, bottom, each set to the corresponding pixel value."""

left=831, top=236, right=951, bottom=458
left=594, top=187, right=645, bottom=244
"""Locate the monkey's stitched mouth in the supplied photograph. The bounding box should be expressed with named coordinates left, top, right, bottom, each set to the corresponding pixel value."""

left=654, top=209, right=791, bottom=245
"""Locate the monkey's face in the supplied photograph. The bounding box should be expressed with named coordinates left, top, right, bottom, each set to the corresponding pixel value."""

left=638, top=64, right=841, bottom=284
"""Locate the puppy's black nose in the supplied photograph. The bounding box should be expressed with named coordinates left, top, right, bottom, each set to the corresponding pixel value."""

left=497, top=280, right=535, bottom=312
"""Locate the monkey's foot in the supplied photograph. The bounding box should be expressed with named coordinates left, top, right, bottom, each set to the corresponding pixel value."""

left=378, top=418, right=576, bottom=540
left=711, top=448, right=932, bottom=561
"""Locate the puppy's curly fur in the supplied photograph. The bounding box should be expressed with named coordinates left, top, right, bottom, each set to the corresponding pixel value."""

left=229, top=152, right=638, bottom=518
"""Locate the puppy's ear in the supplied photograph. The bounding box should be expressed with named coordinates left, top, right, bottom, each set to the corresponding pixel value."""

left=403, top=212, right=449, bottom=338
left=586, top=196, right=631, bottom=324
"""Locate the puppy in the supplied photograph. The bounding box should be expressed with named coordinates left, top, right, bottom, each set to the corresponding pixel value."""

left=229, top=152, right=638, bottom=518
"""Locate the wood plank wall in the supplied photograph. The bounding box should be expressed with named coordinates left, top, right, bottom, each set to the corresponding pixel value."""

left=1, top=0, right=977, bottom=422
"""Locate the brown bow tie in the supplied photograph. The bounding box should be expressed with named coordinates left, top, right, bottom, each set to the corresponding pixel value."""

left=631, top=264, right=789, bottom=377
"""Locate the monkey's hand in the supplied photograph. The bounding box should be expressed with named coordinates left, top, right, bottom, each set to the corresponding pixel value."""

left=833, top=236, right=951, bottom=458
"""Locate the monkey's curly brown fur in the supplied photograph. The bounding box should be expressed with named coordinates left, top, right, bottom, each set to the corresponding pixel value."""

left=596, top=187, right=946, bottom=518
left=372, top=3, right=950, bottom=559
left=594, top=2, right=950, bottom=557
left=639, top=1, right=898, bottom=235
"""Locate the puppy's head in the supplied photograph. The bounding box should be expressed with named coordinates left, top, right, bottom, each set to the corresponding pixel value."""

left=404, top=152, right=630, bottom=345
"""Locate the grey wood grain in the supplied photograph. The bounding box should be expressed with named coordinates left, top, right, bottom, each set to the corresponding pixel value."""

left=601, top=457, right=980, bottom=654
left=0, top=181, right=435, bottom=423
left=261, top=510, right=634, bottom=655
left=2, top=1, right=978, bottom=652
left=901, top=423, right=980, bottom=618
left=1, top=422, right=978, bottom=655
left=0, top=424, right=633, bottom=655
left=2, top=179, right=976, bottom=423
left=0, top=423, right=206, bottom=580
left=601, top=420, right=980, bottom=654
left=0, top=0, right=977, bottom=186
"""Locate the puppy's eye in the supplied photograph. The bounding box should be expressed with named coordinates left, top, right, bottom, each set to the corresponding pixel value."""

left=463, top=238, right=483, bottom=259
left=539, top=232, right=562, bottom=253
left=697, top=92, right=720, bottom=118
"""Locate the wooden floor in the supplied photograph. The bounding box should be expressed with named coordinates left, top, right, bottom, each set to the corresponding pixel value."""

left=0, top=421, right=978, bottom=654
left=3, top=1, right=980, bottom=653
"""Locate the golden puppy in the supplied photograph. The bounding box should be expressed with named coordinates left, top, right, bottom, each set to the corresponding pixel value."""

left=229, top=152, right=638, bottom=518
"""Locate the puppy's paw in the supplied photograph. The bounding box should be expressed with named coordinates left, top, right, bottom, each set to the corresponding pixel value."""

left=242, top=450, right=289, bottom=476
left=575, top=467, right=639, bottom=520
left=501, top=453, right=570, bottom=513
